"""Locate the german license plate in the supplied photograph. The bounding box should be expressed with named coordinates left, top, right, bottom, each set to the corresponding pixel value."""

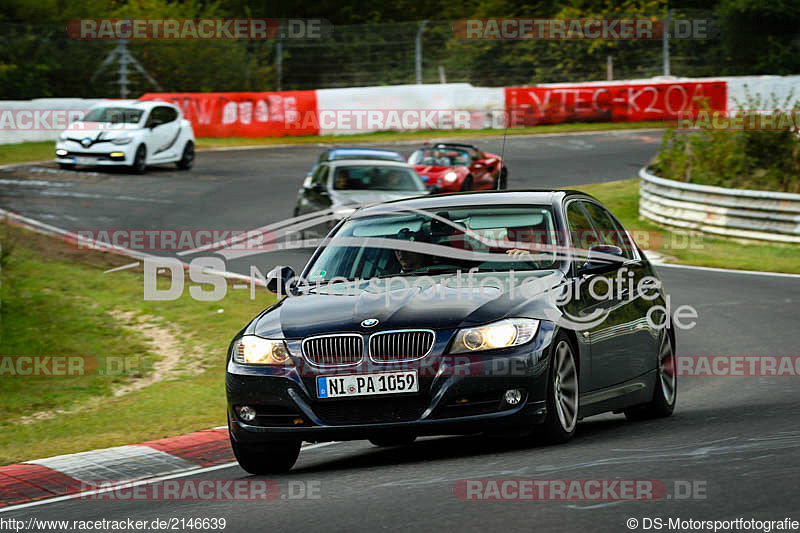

left=74, top=157, right=94, bottom=165
left=317, top=370, right=418, bottom=399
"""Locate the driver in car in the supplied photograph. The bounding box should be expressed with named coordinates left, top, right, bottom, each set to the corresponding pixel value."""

left=432, top=150, right=450, bottom=165
left=505, top=225, right=545, bottom=257
left=423, top=149, right=449, bottom=166
left=394, top=228, right=433, bottom=272
left=335, top=169, right=351, bottom=189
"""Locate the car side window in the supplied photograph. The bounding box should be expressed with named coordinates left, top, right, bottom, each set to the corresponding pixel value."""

left=145, top=110, right=157, bottom=127
left=582, top=201, right=635, bottom=260
left=147, top=106, right=177, bottom=127
left=566, top=201, right=599, bottom=249
left=161, top=106, right=178, bottom=124
left=311, top=164, right=329, bottom=186
left=146, top=108, right=162, bottom=127
left=566, top=201, right=601, bottom=271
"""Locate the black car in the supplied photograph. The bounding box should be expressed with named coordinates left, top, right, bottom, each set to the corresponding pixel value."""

left=227, top=190, right=677, bottom=473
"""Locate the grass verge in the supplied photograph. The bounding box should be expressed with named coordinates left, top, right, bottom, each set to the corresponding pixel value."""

left=0, top=121, right=666, bottom=166
left=574, top=179, right=800, bottom=274
left=0, top=224, right=277, bottom=465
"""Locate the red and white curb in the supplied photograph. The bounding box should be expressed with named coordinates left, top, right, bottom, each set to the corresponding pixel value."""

left=0, top=428, right=233, bottom=508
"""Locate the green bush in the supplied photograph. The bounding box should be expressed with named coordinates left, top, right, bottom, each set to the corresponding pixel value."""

left=652, top=90, right=800, bottom=193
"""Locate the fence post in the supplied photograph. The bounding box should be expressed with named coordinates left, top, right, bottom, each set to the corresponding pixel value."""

left=276, top=37, right=283, bottom=91
left=662, top=9, right=672, bottom=76
left=415, top=20, right=429, bottom=84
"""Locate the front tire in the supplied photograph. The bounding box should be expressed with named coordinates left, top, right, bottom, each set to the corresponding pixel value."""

left=539, top=332, right=579, bottom=444
left=496, top=168, right=508, bottom=189
left=624, top=332, right=677, bottom=421
left=130, top=145, right=147, bottom=174
left=230, top=437, right=301, bottom=475
left=176, top=141, right=194, bottom=170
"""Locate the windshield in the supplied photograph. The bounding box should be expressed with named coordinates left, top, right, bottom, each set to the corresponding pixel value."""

left=332, top=152, right=404, bottom=162
left=78, top=107, right=144, bottom=124
left=306, top=206, right=560, bottom=282
left=332, top=165, right=425, bottom=192
left=408, top=148, right=470, bottom=166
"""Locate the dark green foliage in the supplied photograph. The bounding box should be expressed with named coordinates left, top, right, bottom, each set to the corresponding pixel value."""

left=652, top=89, right=800, bottom=192
left=0, top=0, right=797, bottom=97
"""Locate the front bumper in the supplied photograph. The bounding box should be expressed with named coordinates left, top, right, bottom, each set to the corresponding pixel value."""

left=423, top=178, right=462, bottom=193
left=227, top=323, right=556, bottom=444
left=55, top=141, right=135, bottom=165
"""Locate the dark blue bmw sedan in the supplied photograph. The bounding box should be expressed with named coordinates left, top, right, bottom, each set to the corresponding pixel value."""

left=226, top=190, right=677, bottom=473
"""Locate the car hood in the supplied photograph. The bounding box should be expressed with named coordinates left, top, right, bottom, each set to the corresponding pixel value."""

left=64, top=122, right=141, bottom=137
left=412, top=165, right=460, bottom=175
left=332, top=190, right=426, bottom=206
left=254, top=270, right=566, bottom=339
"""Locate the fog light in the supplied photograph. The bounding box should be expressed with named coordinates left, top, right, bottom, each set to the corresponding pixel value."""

left=504, top=389, right=522, bottom=406
left=110, top=152, right=125, bottom=158
left=237, top=405, right=256, bottom=422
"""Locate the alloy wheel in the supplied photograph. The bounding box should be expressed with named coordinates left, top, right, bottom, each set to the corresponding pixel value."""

left=553, top=340, right=578, bottom=432
left=658, top=335, right=677, bottom=406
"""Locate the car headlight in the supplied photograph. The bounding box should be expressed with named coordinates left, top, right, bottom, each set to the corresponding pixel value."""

left=444, top=171, right=458, bottom=183
left=232, top=336, right=292, bottom=365
left=111, top=136, right=134, bottom=145
left=449, top=318, right=539, bottom=353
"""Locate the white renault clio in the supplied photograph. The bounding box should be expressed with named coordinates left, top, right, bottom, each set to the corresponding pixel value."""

left=55, top=100, right=195, bottom=173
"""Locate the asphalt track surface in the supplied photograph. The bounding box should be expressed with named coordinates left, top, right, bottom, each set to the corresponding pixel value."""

left=2, top=130, right=800, bottom=531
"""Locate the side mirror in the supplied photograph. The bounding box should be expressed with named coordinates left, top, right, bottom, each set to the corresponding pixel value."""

left=266, top=266, right=296, bottom=295
left=428, top=184, right=443, bottom=194
left=302, top=176, right=312, bottom=189
left=579, top=245, right=624, bottom=275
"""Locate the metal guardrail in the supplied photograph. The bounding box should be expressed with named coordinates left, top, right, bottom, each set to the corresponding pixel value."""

left=638, top=167, right=800, bottom=243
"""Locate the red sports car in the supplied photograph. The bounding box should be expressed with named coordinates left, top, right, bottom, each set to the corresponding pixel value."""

left=408, top=142, right=508, bottom=193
